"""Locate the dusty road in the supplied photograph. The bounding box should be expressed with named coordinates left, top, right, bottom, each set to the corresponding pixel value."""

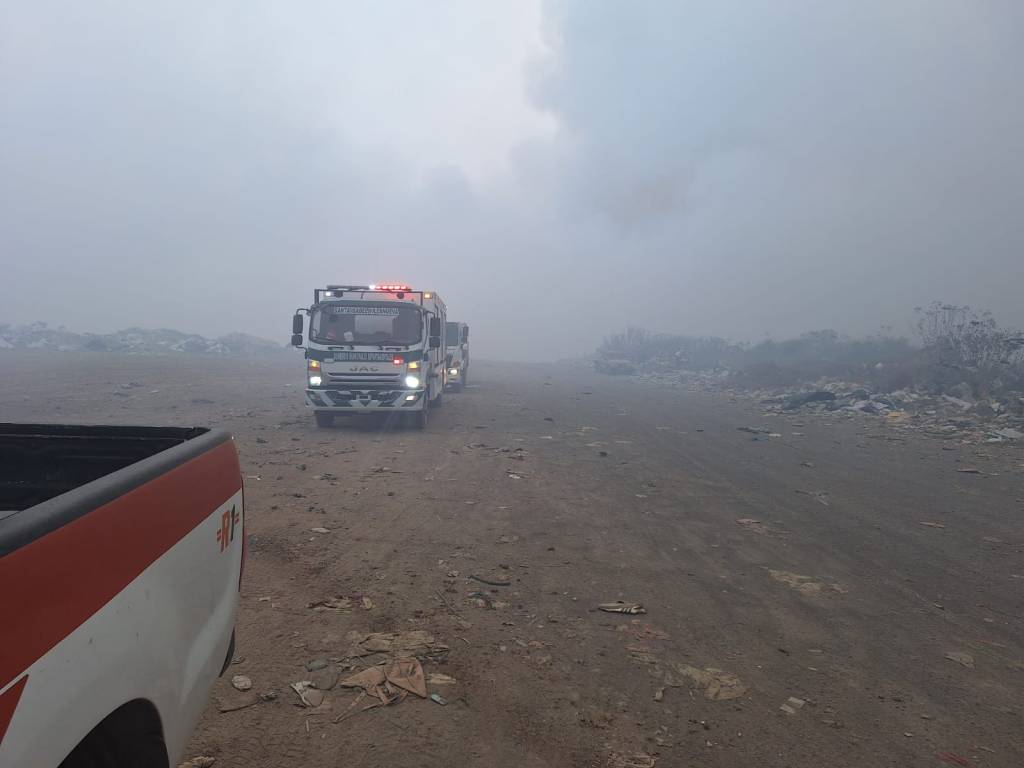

left=2, top=352, right=1022, bottom=767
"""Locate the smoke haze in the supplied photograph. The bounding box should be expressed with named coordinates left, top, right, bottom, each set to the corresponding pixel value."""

left=2, top=1, right=1022, bottom=360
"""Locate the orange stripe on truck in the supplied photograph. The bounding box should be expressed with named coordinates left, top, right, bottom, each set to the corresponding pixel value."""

left=0, top=440, right=241, bottom=692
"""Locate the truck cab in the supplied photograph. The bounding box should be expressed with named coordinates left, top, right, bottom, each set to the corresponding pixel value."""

left=444, top=321, right=470, bottom=392
left=292, top=284, right=447, bottom=429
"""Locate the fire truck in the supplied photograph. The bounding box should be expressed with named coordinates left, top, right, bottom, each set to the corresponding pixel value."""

left=292, top=284, right=447, bottom=429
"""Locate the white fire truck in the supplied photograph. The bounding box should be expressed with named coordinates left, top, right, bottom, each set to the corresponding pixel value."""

left=292, top=284, right=447, bottom=429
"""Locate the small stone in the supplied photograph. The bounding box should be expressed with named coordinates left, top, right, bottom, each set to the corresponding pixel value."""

left=231, top=675, right=252, bottom=692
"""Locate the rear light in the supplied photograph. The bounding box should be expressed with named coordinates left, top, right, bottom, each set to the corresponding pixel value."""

left=393, top=356, right=404, bottom=365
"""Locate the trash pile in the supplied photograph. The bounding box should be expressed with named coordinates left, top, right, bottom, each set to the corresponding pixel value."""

left=755, top=383, right=1024, bottom=443
left=602, top=363, right=1024, bottom=445
left=0, top=321, right=286, bottom=357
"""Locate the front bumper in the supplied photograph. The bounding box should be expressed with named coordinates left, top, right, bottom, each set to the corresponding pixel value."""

left=305, top=388, right=426, bottom=410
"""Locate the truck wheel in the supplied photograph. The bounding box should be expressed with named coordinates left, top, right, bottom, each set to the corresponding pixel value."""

left=314, top=411, right=334, bottom=428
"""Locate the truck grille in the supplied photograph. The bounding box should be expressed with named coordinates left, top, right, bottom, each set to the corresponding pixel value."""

left=327, top=372, right=403, bottom=388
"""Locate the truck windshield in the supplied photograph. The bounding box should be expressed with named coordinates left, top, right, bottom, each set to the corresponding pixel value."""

left=446, top=322, right=460, bottom=347
left=310, top=303, right=422, bottom=345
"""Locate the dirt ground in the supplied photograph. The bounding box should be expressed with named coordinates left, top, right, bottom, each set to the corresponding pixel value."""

left=2, top=352, right=1022, bottom=768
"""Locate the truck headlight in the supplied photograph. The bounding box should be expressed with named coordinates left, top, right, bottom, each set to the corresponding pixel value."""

left=404, top=375, right=421, bottom=388
left=449, top=368, right=458, bottom=376
left=309, top=375, right=322, bottom=386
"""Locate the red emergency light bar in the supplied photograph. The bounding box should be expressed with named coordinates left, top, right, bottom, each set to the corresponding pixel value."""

left=371, top=283, right=412, bottom=292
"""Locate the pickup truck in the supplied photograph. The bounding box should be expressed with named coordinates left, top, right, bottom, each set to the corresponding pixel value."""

left=0, top=424, right=245, bottom=768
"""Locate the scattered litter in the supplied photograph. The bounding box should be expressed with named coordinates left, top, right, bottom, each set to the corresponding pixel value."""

left=795, top=489, right=830, bottom=506
left=310, top=527, right=330, bottom=534
left=348, top=630, right=448, bottom=659
left=469, top=574, right=511, bottom=587
left=305, top=658, right=328, bottom=672
left=769, top=569, right=845, bottom=596
left=956, top=468, right=982, bottom=474
left=992, top=428, right=1023, bottom=440
left=653, top=687, right=665, bottom=702
left=935, top=752, right=973, bottom=767
left=944, top=651, right=975, bottom=669
left=608, top=753, right=656, bottom=768
left=665, top=663, right=746, bottom=701
left=429, top=693, right=448, bottom=706
left=308, top=597, right=353, bottom=612
left=507, top=473, right=523, bottom=480
left=498, top=535, right=520, bottom=544
left=427, top=673, right=457, bottom=685
left=230, top=675, right=252, bottom=692
left=779, top=696, right=806, bottom=715
left=737, top=426, right=773, bottom=435
left=290, top=681, right=324, bottom=708
left=598, top=601, right=646, bottom=615
left=919, top=521, right=947, bottom=529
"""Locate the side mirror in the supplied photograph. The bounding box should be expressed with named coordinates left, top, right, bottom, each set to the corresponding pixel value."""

left=429, top=336, right=441, bottom=349
left=462, top=328, right=469, bottom=343
left=429, top=317, right=442, bottom=337
left=291, top=334, right=303, bottom=347
left=292, top=314, right=304, bottom=335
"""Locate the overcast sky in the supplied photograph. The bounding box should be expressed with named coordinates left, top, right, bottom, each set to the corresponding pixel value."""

left=2, top=1, right=1022, bottom=360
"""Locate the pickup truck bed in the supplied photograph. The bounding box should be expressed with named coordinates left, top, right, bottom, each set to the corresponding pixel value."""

left=0, top=424, right=244, bottom=768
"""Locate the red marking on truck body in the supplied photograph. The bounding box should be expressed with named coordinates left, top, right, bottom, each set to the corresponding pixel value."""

left=0, top=440, right=241, bottom=691
left=0, top=676, right=27, bottom=748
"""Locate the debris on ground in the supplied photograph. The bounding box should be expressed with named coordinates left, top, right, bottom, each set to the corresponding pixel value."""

left=429, top=692, right=447, bottom=706
left=427, top=673, right=457, bottom=685
left=795, top=489, right=831, bottom=506
left=469, top=574, right=511, bottom=587
left=308, top=595, right=373, bottom=612
left=290, top=681, right=325, bottom=708
left=737, top=426, right=773, bottom=435
left=779, top=696, right=807, bottom=715
left=944, top=651, right=975, bottom=669
left=334, top=657, right=429, bottom=721
left=598, top=601, right=646, bottom=615
left=310, top=527, right=330, bottom=534
left=769, top=569, right=845, bottom=595
left=935, top=752, right=973, bottom=767
left=230, top=675, right=252, bottom=692
left=665, top=663, right=746, bottom=701
left=607, top=752, right=657, bottom=768
left=305, top=658, right=328, bottom=672
left=957, top=468, right=982, bottom=474
left=919, top=521, right=947, bottom=529
left=346, top=630, right=448, bottom=660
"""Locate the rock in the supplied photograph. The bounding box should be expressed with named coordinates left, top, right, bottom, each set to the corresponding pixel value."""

left=231, top=675, right=252, bottom=692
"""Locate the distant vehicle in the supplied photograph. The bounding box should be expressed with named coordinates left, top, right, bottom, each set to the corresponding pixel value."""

left=445, top=321, right=470, bottom=392
left=292, top=284, right=448, bottom=429
left=0, top=423, right=245, bottom=768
